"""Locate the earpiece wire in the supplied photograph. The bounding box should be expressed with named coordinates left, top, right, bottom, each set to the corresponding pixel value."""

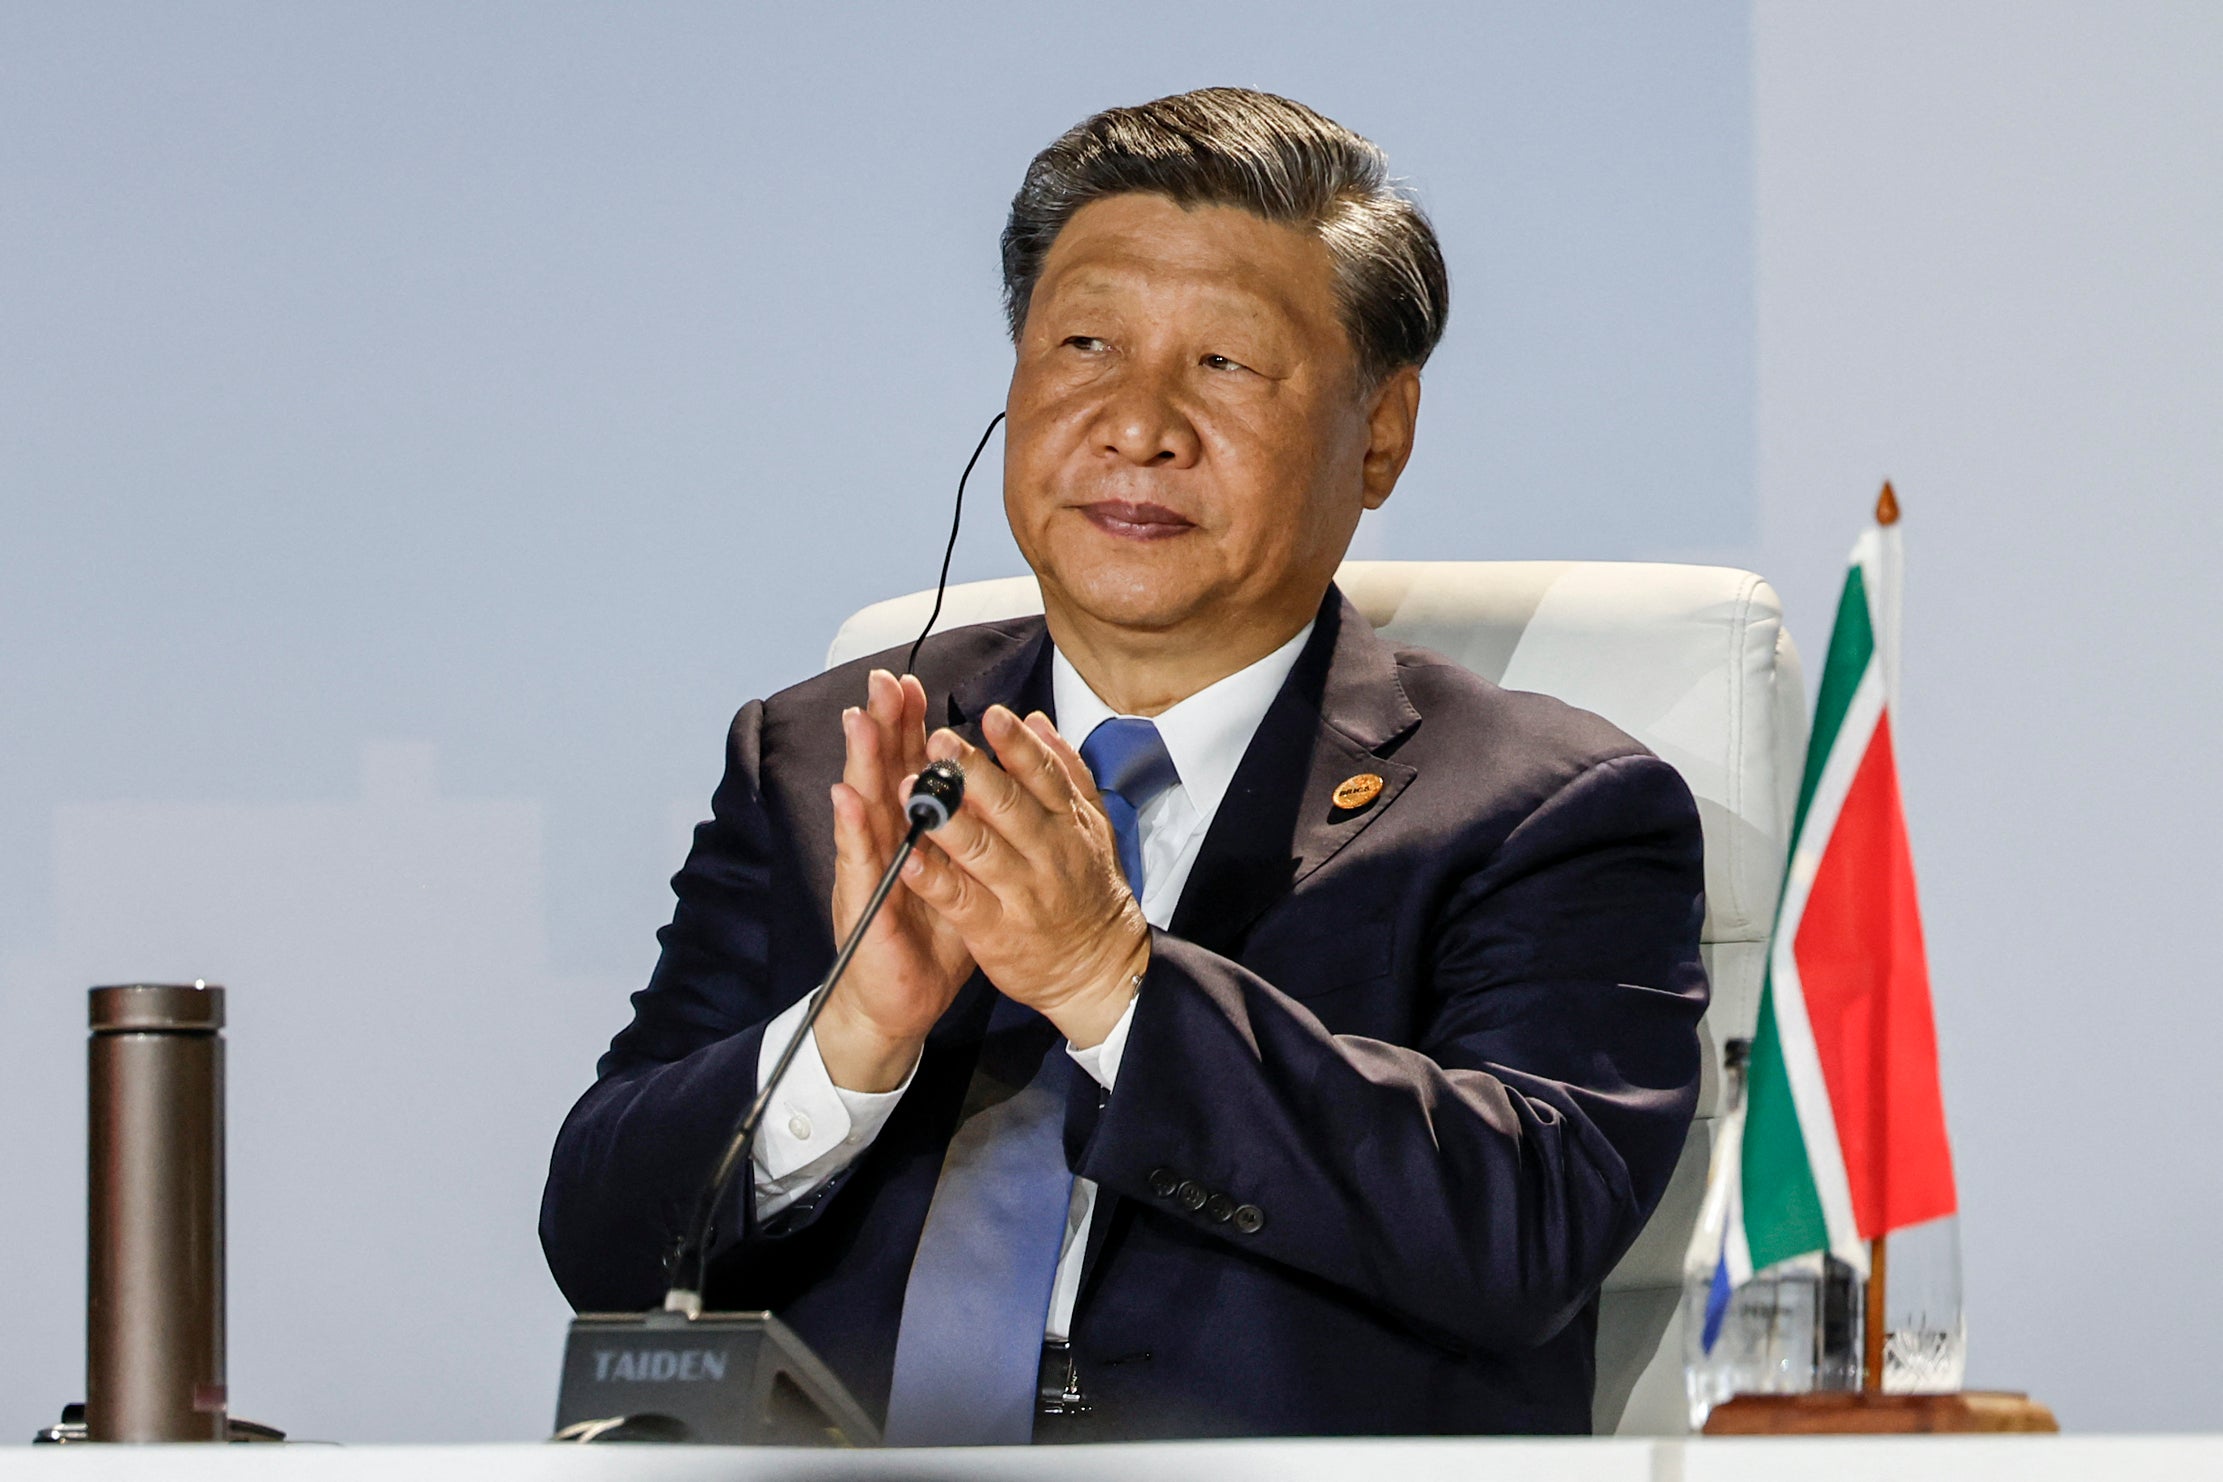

left=906, top=411, right=1006, bottom=677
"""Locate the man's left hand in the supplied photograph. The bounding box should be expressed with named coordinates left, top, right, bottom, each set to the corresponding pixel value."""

left=901, top=704, right=1149, bottom=1049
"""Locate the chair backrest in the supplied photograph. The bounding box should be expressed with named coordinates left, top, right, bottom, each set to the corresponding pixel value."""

left=827, top=560, right=1807, bottom=1435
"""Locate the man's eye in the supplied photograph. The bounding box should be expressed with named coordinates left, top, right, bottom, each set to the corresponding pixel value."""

left=1202, top=354, right=1248, bottom=373
left=1062, top=336, right=1108, bottom=353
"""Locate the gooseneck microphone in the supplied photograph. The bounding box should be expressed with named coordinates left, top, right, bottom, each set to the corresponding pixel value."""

left=663, top=760, right=966, bottom=1317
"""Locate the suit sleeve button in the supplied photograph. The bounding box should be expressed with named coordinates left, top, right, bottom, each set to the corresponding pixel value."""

left=1148, top=1168, right=1179, bottom=1198
left=1176, top=1180, right=1208, bottom=1212
left=1231, top=1204, right=1266, bottom=1234
left=1204, top=1194, right=1235, bottom=1223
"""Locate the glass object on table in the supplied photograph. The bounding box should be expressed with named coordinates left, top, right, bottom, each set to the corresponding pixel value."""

left=1679, top=1036, right=1871, bottom=1429
left=1682, top=1258, right=1823, bottom=1429
left=1683, top=1040, right=1816, bottom=1427
left=1877, top=1214, right=1967, bottom=1392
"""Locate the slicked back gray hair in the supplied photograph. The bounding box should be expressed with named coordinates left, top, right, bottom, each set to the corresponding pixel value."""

left=1001, top=88, right=1450, bottom=389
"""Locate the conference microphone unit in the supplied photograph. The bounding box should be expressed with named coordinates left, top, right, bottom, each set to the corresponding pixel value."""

left=552, top=761, right=965, bottom=1446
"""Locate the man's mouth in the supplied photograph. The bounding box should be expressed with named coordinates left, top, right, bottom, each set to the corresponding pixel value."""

left=1078, top=500, right=1197, bottom=541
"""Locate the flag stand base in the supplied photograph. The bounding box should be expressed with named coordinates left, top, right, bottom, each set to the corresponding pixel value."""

left=1702, top=1390, right=2058, bottom=1435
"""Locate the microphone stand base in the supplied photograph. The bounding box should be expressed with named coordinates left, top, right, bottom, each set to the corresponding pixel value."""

left=553, top=1310, right=879, bottom=1446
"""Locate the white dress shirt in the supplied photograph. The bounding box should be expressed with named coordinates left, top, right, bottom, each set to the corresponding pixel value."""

left=750, top=620, right=1314, bottom=1342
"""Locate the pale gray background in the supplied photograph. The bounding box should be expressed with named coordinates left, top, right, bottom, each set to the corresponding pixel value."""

left=0, top=0, right=2212, bottom=1443
left=1752, top=2, right=2223, bottom=1432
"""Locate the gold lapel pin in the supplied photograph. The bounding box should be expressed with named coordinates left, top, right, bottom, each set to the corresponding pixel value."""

left=1331, top=773, right=1385, bottom=811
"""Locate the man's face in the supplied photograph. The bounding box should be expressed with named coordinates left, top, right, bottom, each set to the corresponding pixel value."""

left=1003, top=193, right=1418, bottom=647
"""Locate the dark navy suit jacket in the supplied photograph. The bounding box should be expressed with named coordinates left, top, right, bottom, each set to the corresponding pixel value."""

left=540, top=587, right=1708, bottom=1438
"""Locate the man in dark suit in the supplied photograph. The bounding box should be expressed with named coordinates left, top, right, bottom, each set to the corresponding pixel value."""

left=541, top=87, right=1706, bottom=1442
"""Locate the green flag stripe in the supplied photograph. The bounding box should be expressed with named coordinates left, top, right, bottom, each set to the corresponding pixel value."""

left=1741, top=554, right=1881, bottom=1273
left=1742, top=984, right=1830, bottom=1269
left=1791, top=565, right=1878, bottom=845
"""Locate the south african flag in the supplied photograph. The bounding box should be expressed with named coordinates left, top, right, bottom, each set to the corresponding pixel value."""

left=1712, top=485, right=1958, bottom=1324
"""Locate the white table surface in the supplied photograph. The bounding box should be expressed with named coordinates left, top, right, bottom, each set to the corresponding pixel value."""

left=4, top=1436, right=2220, bottom=1482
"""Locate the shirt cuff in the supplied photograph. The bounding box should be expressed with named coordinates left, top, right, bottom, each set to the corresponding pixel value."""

left=752, top=995, right=915, bottom=1185
left=1066, top=993, right=1138, bottom=1091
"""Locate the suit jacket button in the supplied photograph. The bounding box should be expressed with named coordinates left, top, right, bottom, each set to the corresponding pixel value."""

left=1176, top=1180, right=1208, bottom=1212
left=1148, top=1167, right=1179, bottom=1198
left=1232, top=1204, right=1266, bottom=1234
left=1204, top=1194, right=1235, bottom=1223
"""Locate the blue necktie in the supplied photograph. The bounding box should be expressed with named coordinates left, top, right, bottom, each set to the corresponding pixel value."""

left=1078, top=718, right=1180, bottom=895
left=880, top=718, right=1176, bottom=1445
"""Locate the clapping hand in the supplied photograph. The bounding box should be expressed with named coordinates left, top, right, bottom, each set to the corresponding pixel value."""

left=814, top=670, right=978, bottom=1091
left=901, top=703, right=1150, bottom=1051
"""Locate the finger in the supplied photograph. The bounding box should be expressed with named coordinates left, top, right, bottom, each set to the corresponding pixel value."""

left=840, top=707, right=898, bottom=854
left=866, top=669, right=910, bottom=801
left=917, top=776, right=1031, bottom=889
left=981, top=704, right=1081, bottom=816
left=839, top=706, right=875, bottom=798
left=901, top=835, right=996, bottom=932
left=865, top=667, right=903, bottom=727
left=920, top=727, right=1045, bottom=884
left=829, top=782, right=885, bottom=918
left=1024, top=711, right=1104, bottom=811
left=898, top=673, right=932, bottom=779
left=875, top=670, right=934, bottom=826
left=924, top=725, right=1037, bottom=842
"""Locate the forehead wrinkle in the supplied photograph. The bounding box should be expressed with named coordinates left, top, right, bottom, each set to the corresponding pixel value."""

left=1036, top=198, right=1341, bottom=325
left=1045, top=262, right=1283, bottom=324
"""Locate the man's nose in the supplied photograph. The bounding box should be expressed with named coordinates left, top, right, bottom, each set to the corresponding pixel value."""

left=1091, top=370, right=1201, bottom=468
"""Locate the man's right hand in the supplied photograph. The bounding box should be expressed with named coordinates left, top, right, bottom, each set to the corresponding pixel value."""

left=816, top=668, right=977, bottom=1092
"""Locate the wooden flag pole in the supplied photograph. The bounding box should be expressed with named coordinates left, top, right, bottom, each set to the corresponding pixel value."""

left=1863, top=1235, right=1888, bottom=1393
left=1864, top=483, right=1896, bottom=1398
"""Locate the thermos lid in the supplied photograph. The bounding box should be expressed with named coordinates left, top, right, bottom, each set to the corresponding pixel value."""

left=89, top=982, right=225, bottom=1032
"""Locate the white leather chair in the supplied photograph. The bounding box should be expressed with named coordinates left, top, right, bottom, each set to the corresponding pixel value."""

left=827, top=560, right=1807, bottom=1436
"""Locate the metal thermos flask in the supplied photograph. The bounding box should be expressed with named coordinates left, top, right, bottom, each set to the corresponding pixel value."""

left=86, top=983, right=227, bottom=1442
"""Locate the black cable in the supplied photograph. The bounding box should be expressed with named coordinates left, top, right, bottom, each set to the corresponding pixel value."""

left=905, top=411, right=1005, bottom=678
left=666, top=816, right=929, bottom=1313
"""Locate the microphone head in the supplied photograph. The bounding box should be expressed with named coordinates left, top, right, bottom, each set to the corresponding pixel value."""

left=907, top=760, right=965, bottom=832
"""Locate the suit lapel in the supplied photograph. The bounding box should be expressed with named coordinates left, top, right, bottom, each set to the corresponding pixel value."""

left=947, top=620, right=1055, bottom=744
left=1080, top=588, right=1420, bottom=1304
left=1168, top=588, right=1421, bottom=958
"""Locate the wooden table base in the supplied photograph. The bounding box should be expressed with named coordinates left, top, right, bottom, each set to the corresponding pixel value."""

left=1702, top=1391, right=2059, bottom=1435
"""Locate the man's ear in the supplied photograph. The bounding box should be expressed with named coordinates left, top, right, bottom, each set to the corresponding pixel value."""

left=1359, top=367, right=1422, bottom=510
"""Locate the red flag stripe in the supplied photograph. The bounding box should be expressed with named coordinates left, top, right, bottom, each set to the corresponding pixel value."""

left=1789, top=714, right=1958, bottom=1236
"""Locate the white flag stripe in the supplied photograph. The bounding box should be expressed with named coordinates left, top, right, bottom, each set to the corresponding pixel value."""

left=1854, top=524, right=1904, bottom=719
left=1721, top=1096, right=1754, bottom=1286
left=1763, top=658, right=1887, bottom=1274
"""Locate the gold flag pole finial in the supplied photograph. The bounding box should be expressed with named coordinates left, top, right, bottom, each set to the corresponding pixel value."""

left=1875, top=481, right=1901, bottom=526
